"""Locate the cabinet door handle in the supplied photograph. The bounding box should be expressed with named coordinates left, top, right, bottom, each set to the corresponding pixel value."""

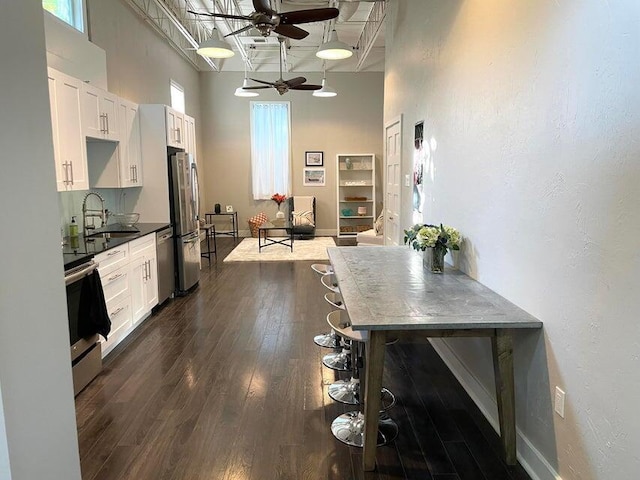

left=99, top=113, right=107, bottom=133
left=107, top=249, right=121, bottom=256
left=110, top=306, right=124, bottom=317
left=105, top=113, right=110, bottom=134
left=176, top=127, right=181, bottom=144
left=146, top=260, right=152, bottom=280
left=143, top=259, right=148, bottom=281
left=133, top=165, right=138, bottom=183
left=107, top=272, right=123, bottom=282
left=62, top=162, right=70, bottom=185
left=69, top=161, right=74, bottom=185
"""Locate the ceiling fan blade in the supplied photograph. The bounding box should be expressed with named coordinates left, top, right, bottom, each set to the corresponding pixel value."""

left=290, top=84, right=323, bottom=91
left=252, top=0, right=273, bottom=14
left=249, top=78, right=276, bottom=86
left=187, top=10, right=250, bottom=21
left=224, top=25, right=254, bottom=37
left=280, top=8, right=339, bottom=25
left=273, top=24, right=309, bottom=40
left=284, top=77, right=307, bottom=87
left=242, top=86, right=271, bottom=90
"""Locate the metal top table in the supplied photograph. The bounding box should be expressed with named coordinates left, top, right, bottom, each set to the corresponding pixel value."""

left=327, top=246, right=543, bottom=471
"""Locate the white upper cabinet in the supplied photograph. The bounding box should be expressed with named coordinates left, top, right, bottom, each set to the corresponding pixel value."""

left=82, top=83, right=120, bottom=142
left=165, top=106, right=185, bottom=148
left=118, top=99, right=142, bottom=187
left=184, top=114, right=197, bottom=157
left=47, top=67, right=89, bottom=191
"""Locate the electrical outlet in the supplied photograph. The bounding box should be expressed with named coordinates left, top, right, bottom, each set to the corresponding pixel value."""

left=554, top=386, right=565, bottom=418
left=404, top=174, right=411, bottom=187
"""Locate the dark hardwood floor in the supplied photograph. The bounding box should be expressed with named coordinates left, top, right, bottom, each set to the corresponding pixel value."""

left=75, top=237, right=533, bottom=480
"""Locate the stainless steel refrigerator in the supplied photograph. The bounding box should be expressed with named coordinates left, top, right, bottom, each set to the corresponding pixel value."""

left=169, top=150, right=201, bottom=294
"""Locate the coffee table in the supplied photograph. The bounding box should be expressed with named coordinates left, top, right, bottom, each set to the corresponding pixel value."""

left=258, top=221, right=294, bottom=252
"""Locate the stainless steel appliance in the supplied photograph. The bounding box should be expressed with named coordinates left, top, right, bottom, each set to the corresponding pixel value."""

left=64, top=259, right=102, bottom=396
left=169, top=150, right=201, bottom=294
left=156, top=226, right=175, bottom=304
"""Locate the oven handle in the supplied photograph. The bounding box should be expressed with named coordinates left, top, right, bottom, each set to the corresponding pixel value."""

left=65, top=261, right=98, bottom=286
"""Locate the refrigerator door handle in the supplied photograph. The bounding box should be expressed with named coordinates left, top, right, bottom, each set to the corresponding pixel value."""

left=191, top=162, right=200, bottom=222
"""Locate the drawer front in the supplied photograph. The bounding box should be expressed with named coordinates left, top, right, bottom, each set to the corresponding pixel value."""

left=101, top=264, right=130, bottom=305
left=129, top=233, right=156, bottom=258
left=96, top=244, right=129, bottom=277
left=105, top=294, right=132, bottom=335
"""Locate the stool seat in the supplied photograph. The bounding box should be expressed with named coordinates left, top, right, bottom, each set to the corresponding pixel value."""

left=311, top=263, right=333, bottom=275
left=326, top=310, right=368, bottom=343
left=321, top=274, right=340, bottom=293
left=324, top=292, right=345, bottom=310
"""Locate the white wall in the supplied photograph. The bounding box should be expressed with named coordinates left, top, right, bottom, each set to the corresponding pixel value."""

left=384, top=1, right=640, bottom=479
left=0, top=1, right=82, bottom=479
left=200, top=71, right=384, bottom=234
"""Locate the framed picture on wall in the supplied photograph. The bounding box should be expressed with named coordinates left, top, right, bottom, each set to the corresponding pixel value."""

left=303, top=167, right=326, bottom=186
left=305, top=151, right=324, bottom=166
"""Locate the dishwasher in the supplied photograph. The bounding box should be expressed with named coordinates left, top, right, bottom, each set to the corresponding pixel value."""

left=156, top=226, right=175, bottom=305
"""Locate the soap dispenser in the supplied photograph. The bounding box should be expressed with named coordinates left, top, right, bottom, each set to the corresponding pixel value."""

left=69, top=216, right=78, bottom=237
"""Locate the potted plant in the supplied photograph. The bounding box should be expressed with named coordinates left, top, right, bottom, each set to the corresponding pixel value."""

left=404, top=223, right=461, bottom=273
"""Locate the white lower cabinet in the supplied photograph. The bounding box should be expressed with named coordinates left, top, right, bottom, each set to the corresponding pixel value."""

left=130, top=239, right=158, bottom=325
left=95, top=233, right=159, bottom=357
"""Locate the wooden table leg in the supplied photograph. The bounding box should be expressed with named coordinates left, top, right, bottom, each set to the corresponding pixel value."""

left=363, top=330, right=386, bottom=471
left=491, top=329, right=516, bottom=465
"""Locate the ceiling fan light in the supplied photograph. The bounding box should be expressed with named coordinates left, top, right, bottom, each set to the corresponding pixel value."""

left=313, top=78, right=337, bottom=97
left=316, top=29, right=353, bottom=60
left=235, top=78, right=259, bottom=97
left=197, top=31, right=235, bottom=59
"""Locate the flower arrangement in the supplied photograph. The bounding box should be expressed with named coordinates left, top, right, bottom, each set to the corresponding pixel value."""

left=271, top=193, right=287, bottom=206
left=404, top=223, right=461, bottom=253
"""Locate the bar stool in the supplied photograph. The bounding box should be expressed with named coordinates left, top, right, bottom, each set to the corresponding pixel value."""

left=311, top=263, right=333, bottom=275
left=313, top=291, right=344, bottom=349
left=321, top=274, right=339, bottom=293
left=325, top=310, right=398, bottom=447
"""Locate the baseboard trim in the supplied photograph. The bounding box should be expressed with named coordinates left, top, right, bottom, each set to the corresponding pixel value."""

left=429, top=339, right=562, bottom=480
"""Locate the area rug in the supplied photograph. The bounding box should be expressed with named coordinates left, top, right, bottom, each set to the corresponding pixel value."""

left=223, top=237, right=336, bottom=262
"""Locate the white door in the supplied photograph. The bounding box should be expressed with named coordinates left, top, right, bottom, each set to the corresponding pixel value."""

left=384, top=116, right=403, bottom=245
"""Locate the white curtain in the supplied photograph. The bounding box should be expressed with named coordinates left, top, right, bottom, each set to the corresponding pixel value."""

left=250, top=102, right=291, bottom=200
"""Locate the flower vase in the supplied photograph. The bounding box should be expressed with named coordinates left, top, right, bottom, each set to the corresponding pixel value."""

left=423, top=247, right=446, bottom=274
left=275, top=205, right=285, bottom=220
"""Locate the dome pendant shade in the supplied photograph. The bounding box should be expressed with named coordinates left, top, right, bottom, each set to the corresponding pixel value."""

left=313, top=78, right=337, bottom=97
left=197, top=30, right=235, bottom=58
left=235, top=78, right=259, bottom=97
left=316, top=29, right=352, bottom=60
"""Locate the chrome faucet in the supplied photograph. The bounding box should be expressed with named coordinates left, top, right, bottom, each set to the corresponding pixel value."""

left=82, top=192, right=106, bottom=233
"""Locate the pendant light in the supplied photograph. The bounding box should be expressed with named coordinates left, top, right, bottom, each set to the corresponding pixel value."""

left=313, top=66, right=337, bottom=97
left=235, top=61, right=259, bottom=97
left=316, top=28, right=352, bottom=60
left=196, top=3, right=234, bottom=59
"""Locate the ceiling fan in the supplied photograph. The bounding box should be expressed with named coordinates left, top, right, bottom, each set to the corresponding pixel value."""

left=243, top=38, right=322, bottom=95
left=189, top=0, right=339, bottom=40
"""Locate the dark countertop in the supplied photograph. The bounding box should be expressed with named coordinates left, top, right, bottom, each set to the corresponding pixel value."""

left=63, top=222, right=171, bottom=271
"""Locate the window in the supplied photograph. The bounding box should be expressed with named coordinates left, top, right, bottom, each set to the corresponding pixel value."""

left=170, top=81, right=185, bottom=114
left=43, top=0, right=84, bottom=32
left=250, top=102, right=291, bottom=200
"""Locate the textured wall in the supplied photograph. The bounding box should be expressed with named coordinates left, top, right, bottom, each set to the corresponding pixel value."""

left=199, top=71, right=384, bottom=234
left=385, top=0, right=640, bottom=479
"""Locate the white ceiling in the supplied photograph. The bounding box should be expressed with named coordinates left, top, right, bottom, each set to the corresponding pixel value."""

left=186, top=0, right=385, bottom=73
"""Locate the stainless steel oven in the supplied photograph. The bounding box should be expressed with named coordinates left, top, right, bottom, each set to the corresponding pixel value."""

left=64, top=259, right=103, bottom=396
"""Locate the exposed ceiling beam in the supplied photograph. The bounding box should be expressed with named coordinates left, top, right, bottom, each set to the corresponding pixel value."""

left=122, top=0, right=219, bottom=71
left=354, top=0, right=385, bottom=71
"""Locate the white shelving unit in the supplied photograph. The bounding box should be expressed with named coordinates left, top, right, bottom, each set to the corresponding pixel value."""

left=336, top=154, right=376, bottom=238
